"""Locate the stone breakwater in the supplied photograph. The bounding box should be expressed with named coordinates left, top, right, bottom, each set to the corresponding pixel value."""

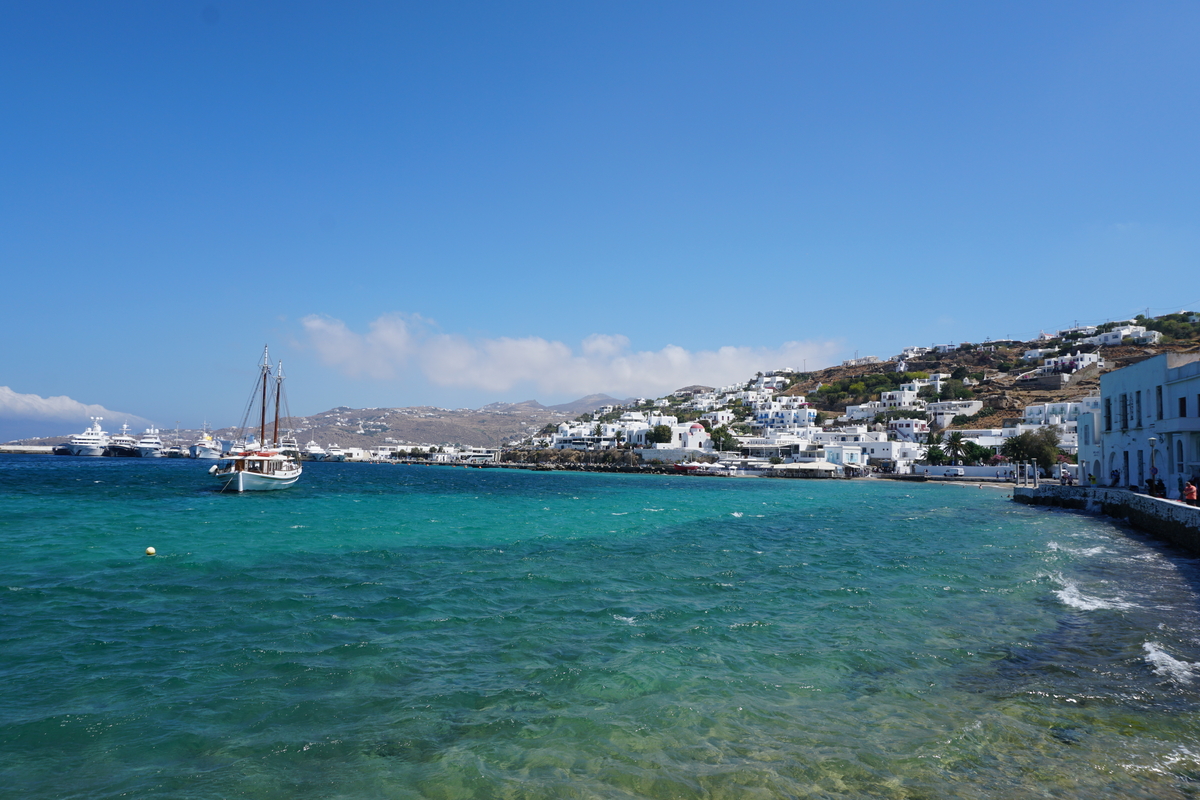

left=1014, top=484, right=1200, bottom=554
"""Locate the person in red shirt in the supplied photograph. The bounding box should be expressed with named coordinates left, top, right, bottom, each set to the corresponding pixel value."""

left=1184, top=480, right=1197, bottom=506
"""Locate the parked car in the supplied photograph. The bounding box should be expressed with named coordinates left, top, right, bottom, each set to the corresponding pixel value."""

left=943, top=468, right=965, bottom=477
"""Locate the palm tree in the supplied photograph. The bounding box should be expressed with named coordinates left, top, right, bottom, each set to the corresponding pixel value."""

left=945, top=431, right=966, bottom=465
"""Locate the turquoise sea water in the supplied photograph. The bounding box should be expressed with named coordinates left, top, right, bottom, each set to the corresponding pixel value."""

left=4, top=456, right=1200, bottom=798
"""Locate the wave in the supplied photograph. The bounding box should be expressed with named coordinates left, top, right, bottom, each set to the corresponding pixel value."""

left=1047, top=541, right=1108, bottom=557
left=1144, top=642, right=1199, bottom=684
left=1050, top=573, right=1137, bottom=611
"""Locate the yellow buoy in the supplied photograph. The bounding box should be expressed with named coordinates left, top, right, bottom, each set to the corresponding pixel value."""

left=145, top=547, right=156, bottom=556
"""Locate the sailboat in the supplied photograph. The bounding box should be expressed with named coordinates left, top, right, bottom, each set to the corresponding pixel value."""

left=209, top=346, right=303, bottom=492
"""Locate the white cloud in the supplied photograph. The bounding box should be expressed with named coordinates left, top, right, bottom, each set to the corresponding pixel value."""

left=0, top=387, right=151, bottom=441
left=301, top=314, right=842, bottom=399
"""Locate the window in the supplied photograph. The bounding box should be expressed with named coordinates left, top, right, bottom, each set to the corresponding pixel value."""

left=1157, top=386, right=1164, bottom=420
left=1182, top=397, right=1188, bottom=418
left=1104, top=398, right=1112, bottom=431
left=1136, top=391, right=1142, bottom=427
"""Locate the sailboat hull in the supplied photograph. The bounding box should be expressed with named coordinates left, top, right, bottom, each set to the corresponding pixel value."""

left=213, top=463, right=302, bottom=492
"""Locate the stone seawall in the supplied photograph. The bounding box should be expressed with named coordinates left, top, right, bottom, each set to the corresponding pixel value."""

left=1014, top=485, right=1200, bottom=554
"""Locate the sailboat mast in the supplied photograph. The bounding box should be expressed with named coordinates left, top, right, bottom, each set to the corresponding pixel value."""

left=273, top=361, right=283, bottom=447
left=259, top=346, right=270, bottom=449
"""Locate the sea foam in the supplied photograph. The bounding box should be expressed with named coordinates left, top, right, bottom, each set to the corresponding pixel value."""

left=1051, top=573, right=1136, bottom=611
left=1144, top=642, right=1199, bottom=683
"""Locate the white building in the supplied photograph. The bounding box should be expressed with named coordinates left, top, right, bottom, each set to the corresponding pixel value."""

left=1041, top=351, right=1103, bottom=373
left=701, top=409, right=735, bottom=426
left=1075, top=396, right=1103, bottom=484
left=1023, top=402, right=1087, bottom=425
left=1082, top=325, right=1160, bottom=347
left=926, top=400, right=983, bottom=428
left=1095, top=353, right=1200, bottom=494
left=753, top=375, right=789, bottom=392
left=881, top=389, right=924, bottom=410
left=842, top=401, right=887, bottom=421
left=1023, top=348, right=1059, bottom=362
left=888, top=418, right=930, bottom=442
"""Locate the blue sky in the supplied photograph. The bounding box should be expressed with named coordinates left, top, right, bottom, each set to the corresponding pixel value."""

left=3, top=1, right=1199, bottom=436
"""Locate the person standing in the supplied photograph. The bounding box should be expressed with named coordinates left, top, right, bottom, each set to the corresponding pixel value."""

left=1185, top=480, right=1197, bottom=507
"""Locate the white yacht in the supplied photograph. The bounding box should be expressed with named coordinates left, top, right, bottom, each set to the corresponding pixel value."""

left=106, top=423, right=140, bottom=457
left=279, top=434, right=300, bottom=459
left=137, top=428, right=165, bottom=458
left=211, top=346, right=303, bottom=492
left=325, top=443, right=346, bottom=462
left=67, top=418, right=109, bottom=456
left=227, top=436, right=260, bottom=455
left=189, top=424, right=222, bottom=459
left=303, top=440, right=328, bottom=461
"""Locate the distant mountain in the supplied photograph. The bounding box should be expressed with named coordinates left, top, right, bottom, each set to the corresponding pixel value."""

left=546, top=394, right=631, bottom=415
left=479, top=399, right=547, bottom=413
left=0, top=386, right=151, bottom=443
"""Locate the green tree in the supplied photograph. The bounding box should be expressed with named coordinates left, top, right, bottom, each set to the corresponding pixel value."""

left=944, top=431, right=966, bottom=465
left=925, top=445, right=947, bottom=466
left=1000, top=428, right=1061, bottom=473
left=710, top=425, right=740, bottom=452
left=962, top=440, right=993, bottom=466
left=647, top=424, right=673, bottom=444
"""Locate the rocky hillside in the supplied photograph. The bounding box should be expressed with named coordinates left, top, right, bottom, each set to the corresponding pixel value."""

left=784, top=340, right=1199, bottom=430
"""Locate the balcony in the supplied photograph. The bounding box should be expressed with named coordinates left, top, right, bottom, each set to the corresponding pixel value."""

left=1149, top=417, right=1200, bottom=435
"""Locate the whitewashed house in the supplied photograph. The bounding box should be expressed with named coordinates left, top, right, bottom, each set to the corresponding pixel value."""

left=1083, top=325, right=1159, bottom=347
left=701, top=409, right=735, bottom=426
left=881, top=389, right=925, bottom=410
left=926, top=400, right=983, bottom=428
left=1097, top=353, right=1200, bottom=494
left=888, top=418, right=930, bottom=442
left=1041, top=351, right=1103, bottom=373
left=1023, top=348, right=1059, bottom=362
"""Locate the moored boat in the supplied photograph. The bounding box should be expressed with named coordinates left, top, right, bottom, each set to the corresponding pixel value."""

left=325, top=443, right=346, bottom=462
left=303, top=440, right=328, bottom=461
left=189, top=424, right=222, bottom=459
left=278, top=434, right=300, bottom=459
left=211, top=346, right=302, bottom=493
left=67, top=418, right=109, bottom=456
left=105, top=424, right=140, bottom=457
left=137, top=428, right=165, bottom=458
left=209, top=451, right=301, bottom=491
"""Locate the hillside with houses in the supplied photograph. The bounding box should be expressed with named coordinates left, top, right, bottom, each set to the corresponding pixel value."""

left=504, top=313, right=1199, bottom=478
